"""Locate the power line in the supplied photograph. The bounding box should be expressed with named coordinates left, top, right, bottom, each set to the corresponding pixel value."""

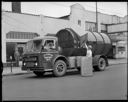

left=81, top=3, right=124, bottom=16
left=82, top=2, right=123, bottom=16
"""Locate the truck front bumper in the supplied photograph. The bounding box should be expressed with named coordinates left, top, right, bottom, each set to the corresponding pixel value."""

left=22, top=66, right=53, bottom=72
left=22, top=62, right=53, bottom=72
left=22, top=66, right=44, bottom=71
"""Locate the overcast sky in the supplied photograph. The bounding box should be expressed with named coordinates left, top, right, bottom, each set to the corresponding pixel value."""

left=2, top=2, right=127, bottom=17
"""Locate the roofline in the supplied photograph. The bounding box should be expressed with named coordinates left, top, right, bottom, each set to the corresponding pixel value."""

left=2, top=10, right=62, bottom=19
left=2, top=8, right=124, bottom=21
left=2, top=10, right=40, bottom=16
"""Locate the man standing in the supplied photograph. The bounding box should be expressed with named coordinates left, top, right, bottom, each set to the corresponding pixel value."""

left=86, top=45, right=92, bottom=57
left=82, top=43, right=92, bottom=57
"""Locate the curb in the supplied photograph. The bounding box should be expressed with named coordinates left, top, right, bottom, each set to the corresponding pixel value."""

left=2, top=72, right=32, bottom=76
left=109, top=62, right=127, bottom=66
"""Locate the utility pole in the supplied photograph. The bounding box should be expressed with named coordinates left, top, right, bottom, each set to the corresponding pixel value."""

left=96, top=2, right=98, bottom=32
left=12, top=2, right=21, bottom=13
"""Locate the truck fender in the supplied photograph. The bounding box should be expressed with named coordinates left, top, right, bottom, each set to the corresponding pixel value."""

left=93, top=55, right=108, bottom=66
left=52, top=55, right=69, bottom=67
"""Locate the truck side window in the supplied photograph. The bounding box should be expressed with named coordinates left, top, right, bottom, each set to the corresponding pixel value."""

left=44, top=40, right=55, bottom=50
left=33, top=40, right=42, bottom=52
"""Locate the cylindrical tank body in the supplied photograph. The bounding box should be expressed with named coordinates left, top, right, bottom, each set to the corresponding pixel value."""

left=56, top=28, right=80, bottom=48
left=81, top=31, right=112, bottom=56
left=56, top=28, right=112, bottom=57
left=99, top=32, right=112, bottom=56
left=56, top=28, right=87, bottom=56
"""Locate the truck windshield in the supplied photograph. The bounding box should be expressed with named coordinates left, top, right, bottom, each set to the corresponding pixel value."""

left=25, top=39, right=43, bottom=52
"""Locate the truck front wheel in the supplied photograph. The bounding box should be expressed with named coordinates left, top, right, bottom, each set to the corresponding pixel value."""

left=53, top=60, right=67, bottom=77
left=96, top=57, right=106, bottom=71
left=33, top=71, right=45, bottom=77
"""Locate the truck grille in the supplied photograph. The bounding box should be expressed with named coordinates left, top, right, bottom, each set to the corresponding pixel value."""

left=24, top=56, right=37, bottom=61
left=26, top=62, right=35, bottom=67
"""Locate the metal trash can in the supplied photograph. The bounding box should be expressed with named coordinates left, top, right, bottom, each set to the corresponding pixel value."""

left=81, top=56, right=93, bottom=77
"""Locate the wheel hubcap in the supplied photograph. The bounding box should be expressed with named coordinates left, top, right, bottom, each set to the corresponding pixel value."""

left=99, top=59, right=105, bottom=70
left=57, top=64, right=64, bottom=72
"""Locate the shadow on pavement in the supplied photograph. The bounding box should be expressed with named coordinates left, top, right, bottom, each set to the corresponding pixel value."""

left=20, top=66, right=112, bottom=80
left=25, top=70, right=80, bottom=79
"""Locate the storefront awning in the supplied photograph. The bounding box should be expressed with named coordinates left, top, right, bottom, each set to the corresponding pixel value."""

left=6, top=31, right=39, bottom=39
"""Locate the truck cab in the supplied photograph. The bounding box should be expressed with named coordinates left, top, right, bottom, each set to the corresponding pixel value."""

left=22, top=36, right=68, bottom=77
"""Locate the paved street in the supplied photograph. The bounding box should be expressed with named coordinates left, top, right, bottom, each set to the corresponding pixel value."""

left=2, top=64, right=127, bottom=100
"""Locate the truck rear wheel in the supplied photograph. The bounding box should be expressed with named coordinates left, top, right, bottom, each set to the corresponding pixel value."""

left=95, top=57, right=106, bottom=71
left=33, top=71, right=45, bottom=77
left=53, top=60, right=67, bottom=77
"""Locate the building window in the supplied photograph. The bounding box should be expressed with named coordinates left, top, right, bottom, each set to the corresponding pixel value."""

left=118, top=46, right=125, bottom=52
left=85, top=21, right=96, bottom=32
left=78, top=20, right=81, bottom=26
left=6, top=42, right=16, bottom=62
left=101, top=24, right=107, bottom=33
left=101, top=30, right=107, bottom=33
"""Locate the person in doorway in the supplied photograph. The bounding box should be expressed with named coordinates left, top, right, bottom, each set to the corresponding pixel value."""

left=14, top=48, right=20, bottom=67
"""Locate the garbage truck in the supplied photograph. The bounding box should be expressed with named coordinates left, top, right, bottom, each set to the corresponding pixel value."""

left=22, top=28, right=112, bottom=77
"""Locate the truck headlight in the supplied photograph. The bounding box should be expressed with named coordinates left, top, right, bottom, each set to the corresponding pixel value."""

left=23, top=62, right=26, bottom=66
left=35, top=62, right=38, bottom=66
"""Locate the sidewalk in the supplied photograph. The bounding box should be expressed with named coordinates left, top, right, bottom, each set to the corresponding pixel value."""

left=2, top=64, right=32, bottom=76
left=2, top=67, right=32, bottom=76
left=108, top=58, right=127, bottom=65
left=2, top=58, right=127, bottom=76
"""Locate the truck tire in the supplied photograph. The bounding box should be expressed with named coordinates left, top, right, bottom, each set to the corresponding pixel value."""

left=33, top=71, right=45, bottom=77
left=95, top=57, right=106, bottom=71
left=53, top=60, right=67, bottom=77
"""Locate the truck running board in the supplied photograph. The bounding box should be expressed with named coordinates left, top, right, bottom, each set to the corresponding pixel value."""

left=44, top=69, right=53, bottom=72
